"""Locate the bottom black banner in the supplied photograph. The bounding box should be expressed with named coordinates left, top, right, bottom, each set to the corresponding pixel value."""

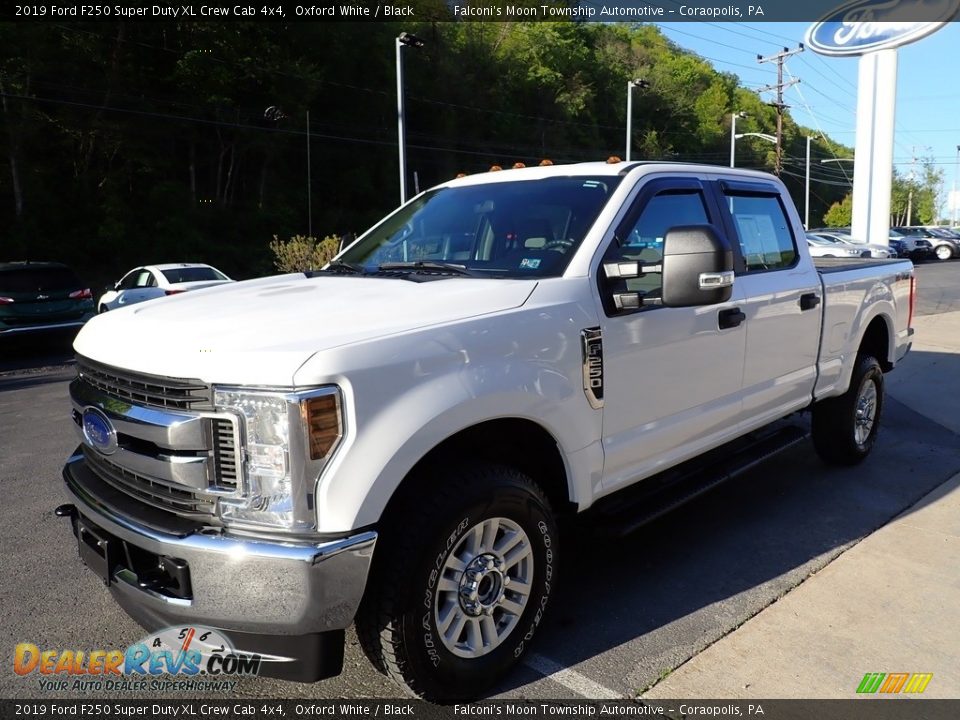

left=2, top=699, right=956, bottom=720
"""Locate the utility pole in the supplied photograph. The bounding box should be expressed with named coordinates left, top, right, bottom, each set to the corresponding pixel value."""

left=757, top=45, right=803, bottom=175
left=906, top=147, right=916, bottom=226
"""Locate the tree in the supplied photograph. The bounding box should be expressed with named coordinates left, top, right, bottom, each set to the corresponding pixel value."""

left=823, top=194, right=852, bottom=227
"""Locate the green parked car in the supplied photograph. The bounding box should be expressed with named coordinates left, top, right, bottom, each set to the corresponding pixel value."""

left=0, top=261, right=95, bottom=336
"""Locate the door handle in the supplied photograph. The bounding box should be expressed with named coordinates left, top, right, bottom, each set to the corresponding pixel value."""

left=718, top=307, right=746, bottom=329
left=800, top=293, right=821, bottom=311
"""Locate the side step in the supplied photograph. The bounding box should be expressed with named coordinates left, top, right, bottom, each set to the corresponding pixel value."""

left=589, top=424, right=810, bottom=538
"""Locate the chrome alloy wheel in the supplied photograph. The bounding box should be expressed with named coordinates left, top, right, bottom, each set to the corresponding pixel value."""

left=433, top=517, right=534, bottom=659
left=854, top=379, right=878, bottom=446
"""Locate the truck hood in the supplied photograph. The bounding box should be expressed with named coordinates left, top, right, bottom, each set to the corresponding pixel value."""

left=74, top=274, right=538, bottom=385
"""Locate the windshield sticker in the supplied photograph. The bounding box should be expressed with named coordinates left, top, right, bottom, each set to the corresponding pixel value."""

left=519, top=258, right=542, bottom=270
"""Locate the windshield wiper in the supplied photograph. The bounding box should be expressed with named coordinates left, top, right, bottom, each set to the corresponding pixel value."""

left=307, top=260, right=365, bottom=276
left=377, top=261, right=479, bottom=277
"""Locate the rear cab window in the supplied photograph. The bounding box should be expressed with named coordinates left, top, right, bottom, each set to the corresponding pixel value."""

left=719, top=184, right=798, bottom=273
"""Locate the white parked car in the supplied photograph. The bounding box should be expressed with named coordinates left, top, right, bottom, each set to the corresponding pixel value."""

left=807, top=231, right=893, bottom=258
left=806, top=236, right=864, bottom=258
left=97, top=263, right=232, bottom=313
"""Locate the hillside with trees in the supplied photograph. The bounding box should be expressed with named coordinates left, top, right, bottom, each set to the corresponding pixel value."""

left=0, top=19, right=853, bottom=286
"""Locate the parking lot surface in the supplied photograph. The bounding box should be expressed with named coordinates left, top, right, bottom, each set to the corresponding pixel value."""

left=2, top=260, right=959, bottom=700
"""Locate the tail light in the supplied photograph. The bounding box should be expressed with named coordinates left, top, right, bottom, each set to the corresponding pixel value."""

left=69, top=288, right=92, bottom=300
left=908, top=275, right=916, bottom=330
left=164, top=289, right=185, bottom=296
left=0, top=296, right=14, bottom=304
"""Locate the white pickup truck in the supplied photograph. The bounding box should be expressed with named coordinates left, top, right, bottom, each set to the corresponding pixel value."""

left=58, top=162, right=914, bottom=700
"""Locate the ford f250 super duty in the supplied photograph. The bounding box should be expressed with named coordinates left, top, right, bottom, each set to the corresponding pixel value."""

left=57, top=162, right=914, bottom=700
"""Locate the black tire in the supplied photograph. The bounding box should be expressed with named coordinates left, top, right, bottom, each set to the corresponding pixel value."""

left=98, top=304, right=108, bottom=314
left=935, top=245, right=952, bottom=261
left=356, top=464, right=557, bottom=702
left=812, top=354, right=884, bottom=465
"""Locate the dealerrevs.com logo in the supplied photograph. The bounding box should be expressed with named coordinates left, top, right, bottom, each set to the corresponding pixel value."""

left=14, top=626, right=261, bottom=693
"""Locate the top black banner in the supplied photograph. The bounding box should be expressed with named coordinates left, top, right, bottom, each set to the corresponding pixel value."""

left=4, top=0, right=960, bottom=23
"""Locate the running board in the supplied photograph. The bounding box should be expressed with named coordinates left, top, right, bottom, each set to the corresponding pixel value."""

left=589, top=424, right=810, bottom=538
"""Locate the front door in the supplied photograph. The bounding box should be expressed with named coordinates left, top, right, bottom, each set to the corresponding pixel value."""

left=595, top=178, right=748, bottom=494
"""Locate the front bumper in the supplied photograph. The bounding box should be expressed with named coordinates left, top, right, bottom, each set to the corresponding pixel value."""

left=60, top=451, right=377, bottom=682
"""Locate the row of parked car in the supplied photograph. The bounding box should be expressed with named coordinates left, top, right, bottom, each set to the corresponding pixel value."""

left=806, top=226, right=960, bottom=262
left=3, top=224, right=957, bottom=336
left=0, top=262, right=232, bottom=336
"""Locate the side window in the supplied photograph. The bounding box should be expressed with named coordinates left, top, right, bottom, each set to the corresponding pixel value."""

left=118, top=271, right=139, bottom=290
left=727, top=194, right=797, bottom=272
left=134, top=270, right=153, bottom=288
left=604, top=190, right=710, bottom=300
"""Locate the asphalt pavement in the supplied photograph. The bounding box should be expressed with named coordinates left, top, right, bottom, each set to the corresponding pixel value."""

left=1, top=259, right=959, bottom=701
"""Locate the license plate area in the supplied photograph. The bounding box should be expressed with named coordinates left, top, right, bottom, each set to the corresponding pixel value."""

left=77, top=518, right=116, bottom=585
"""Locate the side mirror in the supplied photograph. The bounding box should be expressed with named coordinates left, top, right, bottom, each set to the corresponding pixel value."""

left=660, top=225, right=734, bottom=307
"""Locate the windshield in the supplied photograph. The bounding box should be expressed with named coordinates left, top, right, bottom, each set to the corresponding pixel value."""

left=338, top=176, right=622, bottom=278
left=161, top=266, right=229, bottom=283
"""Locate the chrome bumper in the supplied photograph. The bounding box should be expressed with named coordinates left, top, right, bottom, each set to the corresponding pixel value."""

left=61, top=451, right=376, bottom=680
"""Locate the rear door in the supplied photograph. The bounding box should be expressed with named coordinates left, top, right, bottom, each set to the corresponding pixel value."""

left=712, top=179, right=822, bottom=429
left=595, top=177, right=748, bottom=493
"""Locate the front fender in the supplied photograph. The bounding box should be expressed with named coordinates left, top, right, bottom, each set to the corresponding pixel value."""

left=294, top=295, right=602, bottom=533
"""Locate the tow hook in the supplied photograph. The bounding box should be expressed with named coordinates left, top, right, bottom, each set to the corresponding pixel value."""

left=55, top=504, right=78, bottom=519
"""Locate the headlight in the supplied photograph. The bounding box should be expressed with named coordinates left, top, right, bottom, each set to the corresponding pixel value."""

left=213, top=387, right=343, bottom=532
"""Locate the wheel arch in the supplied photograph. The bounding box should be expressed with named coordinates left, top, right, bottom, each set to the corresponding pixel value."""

left=379, top=418, right=576, bottom=526
left=858, top=313, right=893, bottom=372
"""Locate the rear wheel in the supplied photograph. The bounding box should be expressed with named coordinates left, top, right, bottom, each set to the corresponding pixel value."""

left=812, top=354, right=884, bottom=465
left=356, top=465, right=557, bottom=701
left=935, top=244, right=953, bottom=261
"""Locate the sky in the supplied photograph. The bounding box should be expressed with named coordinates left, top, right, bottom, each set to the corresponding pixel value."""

left=652, top=21, right=960, bottom=221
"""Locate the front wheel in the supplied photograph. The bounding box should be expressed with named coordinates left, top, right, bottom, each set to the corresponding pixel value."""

left=935, top=244, right=953, bottom=261
left=812, top=354, right=884, bottom=465
left=356, top=465, right=557, bottom=701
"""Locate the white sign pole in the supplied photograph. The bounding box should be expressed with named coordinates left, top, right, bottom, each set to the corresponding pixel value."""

left=851, top=49, right=897, bottom=246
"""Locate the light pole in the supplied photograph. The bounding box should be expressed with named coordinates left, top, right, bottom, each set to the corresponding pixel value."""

left=729, top=112, right=748, bottom=168
left=625, top=78, right=649, bottom=162
left=805, top=136, right=812, bottom=229
left=396, top=31, right=424, bottom=206
left=264, top=105, right=312, bottom=238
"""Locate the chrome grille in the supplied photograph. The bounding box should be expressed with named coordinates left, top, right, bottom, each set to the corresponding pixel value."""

left=83, top=446, right=216, bottom=517
left=76, top=355, right=211, bottom=410
left=212, top=419, right=239, bottom=492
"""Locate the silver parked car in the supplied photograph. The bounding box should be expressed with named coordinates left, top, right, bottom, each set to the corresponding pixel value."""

left=807, top=231, right=893, bottom=258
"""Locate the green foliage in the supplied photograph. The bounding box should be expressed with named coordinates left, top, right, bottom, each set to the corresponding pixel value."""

left=891, top=162, right=945, bottom=225
left=823, top=194, right=853, bottom=227
left=269, top=235, right=341, bottom=273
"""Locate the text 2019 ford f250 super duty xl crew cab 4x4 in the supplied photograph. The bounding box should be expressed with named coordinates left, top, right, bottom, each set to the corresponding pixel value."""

left=57, top=162, right=914, bottom=700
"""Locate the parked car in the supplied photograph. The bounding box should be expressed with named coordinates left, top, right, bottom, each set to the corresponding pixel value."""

left=806, top=231, right=893, bottom=258
left=0, top=261, right=95, bottom=336
left=887, top=237, right=910, bottom=258
left=918, top=227, right=960, bottom=260
left=806, top=236, right=865, bottom=258
left=98, top=263, right=233, bottom=313
left=891, top=227, right=947, bottom=261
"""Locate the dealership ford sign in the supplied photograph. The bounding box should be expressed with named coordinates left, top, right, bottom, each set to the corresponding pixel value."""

left=805, top=0, right=960, bottom=56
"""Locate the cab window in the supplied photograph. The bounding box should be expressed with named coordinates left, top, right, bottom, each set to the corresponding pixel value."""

left=603, top=190, right=710, bottom=301
left=726, top=194, right=797, bottom=272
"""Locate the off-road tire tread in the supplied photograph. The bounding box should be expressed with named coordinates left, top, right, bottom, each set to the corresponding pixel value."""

left=355, top=465, right=552, bottom=700
left=812, top=353, right=883, bottom=466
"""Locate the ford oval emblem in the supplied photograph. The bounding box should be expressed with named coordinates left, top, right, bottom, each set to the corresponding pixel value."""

left=805, top=0, right=959, bottom=57
left=82, top=407, right=118, bottom=455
